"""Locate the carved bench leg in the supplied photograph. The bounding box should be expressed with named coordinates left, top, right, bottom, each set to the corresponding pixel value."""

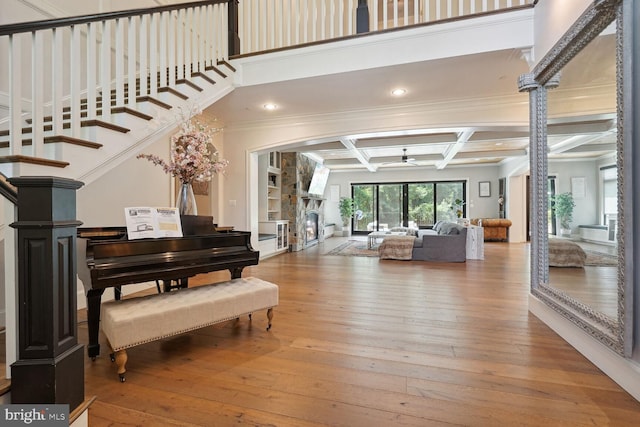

left=114, top=350, right=128, bottom=382
left=266, top=307, right=273, bottom=331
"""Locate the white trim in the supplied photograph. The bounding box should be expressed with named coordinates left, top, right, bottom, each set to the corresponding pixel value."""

left=529, top=294, right=640, bottom=401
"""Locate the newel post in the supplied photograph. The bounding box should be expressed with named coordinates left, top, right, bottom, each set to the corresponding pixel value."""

left=356, top=0, right=370, bottom=33
left=228, top=0, right=240, bottom=56
left=8, top=176, right=84, bottom=410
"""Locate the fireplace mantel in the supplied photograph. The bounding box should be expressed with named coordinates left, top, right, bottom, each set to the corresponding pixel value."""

left=302, top=196, right=324, bottom=211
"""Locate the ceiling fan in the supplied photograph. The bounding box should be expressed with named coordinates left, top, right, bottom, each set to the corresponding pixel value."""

left=380, top=148, right=417, bottom=166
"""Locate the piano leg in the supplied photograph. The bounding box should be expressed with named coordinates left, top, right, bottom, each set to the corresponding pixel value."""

left=86, top=288, right=106, bottom=359
left=230, top=267, right=245, bottom=279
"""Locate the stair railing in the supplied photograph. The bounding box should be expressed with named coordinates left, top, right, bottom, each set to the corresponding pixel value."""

left=0, top=0, right=234, bottom=168
left=238, top=0, right=534, bottom=55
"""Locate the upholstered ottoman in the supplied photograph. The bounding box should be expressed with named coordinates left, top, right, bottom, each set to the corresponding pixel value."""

left=101, top=276, right=278, bottom=381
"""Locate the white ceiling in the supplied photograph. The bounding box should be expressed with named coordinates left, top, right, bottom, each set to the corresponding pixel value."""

left=207, top=33, right=616, bottom=172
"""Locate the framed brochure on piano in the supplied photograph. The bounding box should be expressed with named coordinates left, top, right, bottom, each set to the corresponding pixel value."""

left=124, top=207, right=183, bottom=239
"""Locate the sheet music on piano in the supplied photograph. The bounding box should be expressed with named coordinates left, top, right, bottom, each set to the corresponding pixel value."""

left=124, top=207, right=183, bottom=239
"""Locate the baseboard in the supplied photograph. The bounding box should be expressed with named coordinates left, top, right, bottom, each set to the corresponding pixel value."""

left=529, top=294, right=640, bottom=401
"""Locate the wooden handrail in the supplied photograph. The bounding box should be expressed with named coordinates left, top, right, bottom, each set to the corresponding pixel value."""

left=0, top=173, right=17, bottom=205
left=0, top=0, right=228, bottom=36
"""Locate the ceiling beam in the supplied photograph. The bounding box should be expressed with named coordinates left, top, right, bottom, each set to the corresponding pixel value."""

left=549, top=132, right=612, bottom=154
left=339, top=137, right=377, bottom=172
left=436, top=130, right=474, bottom=169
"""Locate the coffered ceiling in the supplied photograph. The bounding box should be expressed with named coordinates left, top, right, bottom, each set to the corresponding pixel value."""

left=208, top=34, right=616, bottom=172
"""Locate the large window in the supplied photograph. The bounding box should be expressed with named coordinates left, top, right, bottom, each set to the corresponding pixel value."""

left=351, top=181, right=466, bottom=234
left=601, top=166, right=617, bottom=225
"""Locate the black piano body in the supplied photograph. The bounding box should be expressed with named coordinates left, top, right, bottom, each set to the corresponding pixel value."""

left=77, top=227, right=259, bottom=358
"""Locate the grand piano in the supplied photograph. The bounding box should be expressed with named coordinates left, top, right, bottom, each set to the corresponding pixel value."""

left=77, top=225, right=259, bottom=358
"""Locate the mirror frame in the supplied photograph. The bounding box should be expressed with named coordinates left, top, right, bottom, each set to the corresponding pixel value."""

left=520, top=0, right=631, bottom=356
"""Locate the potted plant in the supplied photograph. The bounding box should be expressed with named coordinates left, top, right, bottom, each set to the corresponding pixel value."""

left=449, top=198, right=465, bottom=219
left=339, top=197, right=354, bottom=236
left=553, top=192, right=575, bottom=236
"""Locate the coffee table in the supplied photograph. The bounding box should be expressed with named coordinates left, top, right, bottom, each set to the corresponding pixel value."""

left=367, top=231, right=406, bottom=249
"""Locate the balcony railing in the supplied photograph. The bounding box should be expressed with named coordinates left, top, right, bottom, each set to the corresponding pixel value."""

left=238, top=0, right=534, bottom=55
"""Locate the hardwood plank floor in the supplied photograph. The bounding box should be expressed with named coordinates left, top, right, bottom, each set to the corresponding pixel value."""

left=80, top=239, right=640, bottom=426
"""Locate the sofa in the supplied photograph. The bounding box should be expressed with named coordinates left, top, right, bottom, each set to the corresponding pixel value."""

left=470, top=218, right=512, bottom=242
left=411, top=221, right=467, bottom=262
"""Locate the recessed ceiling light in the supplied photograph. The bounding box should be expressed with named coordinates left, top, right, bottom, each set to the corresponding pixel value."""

left=391, top=88, right=407, bottom=96
left=263, top=103, right=277, bottom=110
left=495, top=142, right=504, bottom=146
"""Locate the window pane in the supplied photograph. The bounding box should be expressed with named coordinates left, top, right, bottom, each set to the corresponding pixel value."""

left=408, top=183, right=434, bottom=227
left=353, top=185, right=375, bottom=232
left=435, top=182, right=464, bottom=222
left=378, top=184, right=402, bottom=229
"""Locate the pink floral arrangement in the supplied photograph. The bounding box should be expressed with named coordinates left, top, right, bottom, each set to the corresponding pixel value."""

left=137, top=114, right=228, bottom=184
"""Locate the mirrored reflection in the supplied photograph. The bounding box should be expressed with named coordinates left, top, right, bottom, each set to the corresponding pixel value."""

left=546, top=23, right=618, bottom=320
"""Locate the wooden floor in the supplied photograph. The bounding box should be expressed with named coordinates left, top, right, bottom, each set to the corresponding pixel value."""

left=80, top=239, right=640, bottom=426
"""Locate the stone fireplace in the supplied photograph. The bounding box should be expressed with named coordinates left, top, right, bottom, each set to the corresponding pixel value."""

left=305, top=211, right=319, bottom=247
left=280, top=153, right=325, bottom=251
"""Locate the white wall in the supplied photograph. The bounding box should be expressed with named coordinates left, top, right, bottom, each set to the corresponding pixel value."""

left=549, top=159, right=600, bottom=231
left=77, top=132, right=173, bottom=226
left=533, top=0, right=592, bottom=66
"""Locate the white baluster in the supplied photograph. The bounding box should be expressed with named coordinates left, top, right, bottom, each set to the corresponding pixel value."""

left=414, top=0, right=420, bottom=24
left=199, top=6, right=206, bottom=72
left=370, top=0, right=378, bottom=31
left=184, top=8, right=192, bottom=77
left=9, top=34, right=21, bottom=156
left=447, top=0, right=452, bottom=18
left=482, top=0, right=488, bottom=13
left=393, top=0, right=399, bottom=28
left=221, top=2, right=228, bottom=60
left=70, top=24, right=81, bottom=138
left=209, top=4, right=216, bottom=61
left=382, top=0, right=388, bottom=29
left=160, top=12, right=168, bottom=88
left=149, top=14, right=158, bottom=96
left=470, top=0, right=476, bottom=13
left=86, top=23, right=97, bottom=121
left=140, top=15, right=149, bottom=98
left=115, top=18, right=125, bottom=107
left=127, top=17, right=137, bottom=108
left=177, top=9, right=185, bottom=81
left=168, top=11, right=176, bottom=87
left=52, top=28, right=64, bottom=135
left=100, top=20, right=112, bottom=118
left=31, top=31, right=44, bottom=157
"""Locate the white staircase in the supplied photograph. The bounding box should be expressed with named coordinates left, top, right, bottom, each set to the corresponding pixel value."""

left=0, top=1, right=235, bottom=185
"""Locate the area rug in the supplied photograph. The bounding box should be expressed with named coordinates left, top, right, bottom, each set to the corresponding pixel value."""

left=584, top=250, right=617, bottom=266
left=326, top=240, right=380, bottom=257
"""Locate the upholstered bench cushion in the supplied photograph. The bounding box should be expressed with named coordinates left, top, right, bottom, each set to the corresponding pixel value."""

left=101, top=276, right=279, bottom=351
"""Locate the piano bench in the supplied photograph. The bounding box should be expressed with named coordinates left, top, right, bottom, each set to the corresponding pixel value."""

left=100, top=276, right=279, bottom=382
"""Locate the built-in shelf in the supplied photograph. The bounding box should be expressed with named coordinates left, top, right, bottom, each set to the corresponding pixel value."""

left=259, top=152, right=282, bottom=221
